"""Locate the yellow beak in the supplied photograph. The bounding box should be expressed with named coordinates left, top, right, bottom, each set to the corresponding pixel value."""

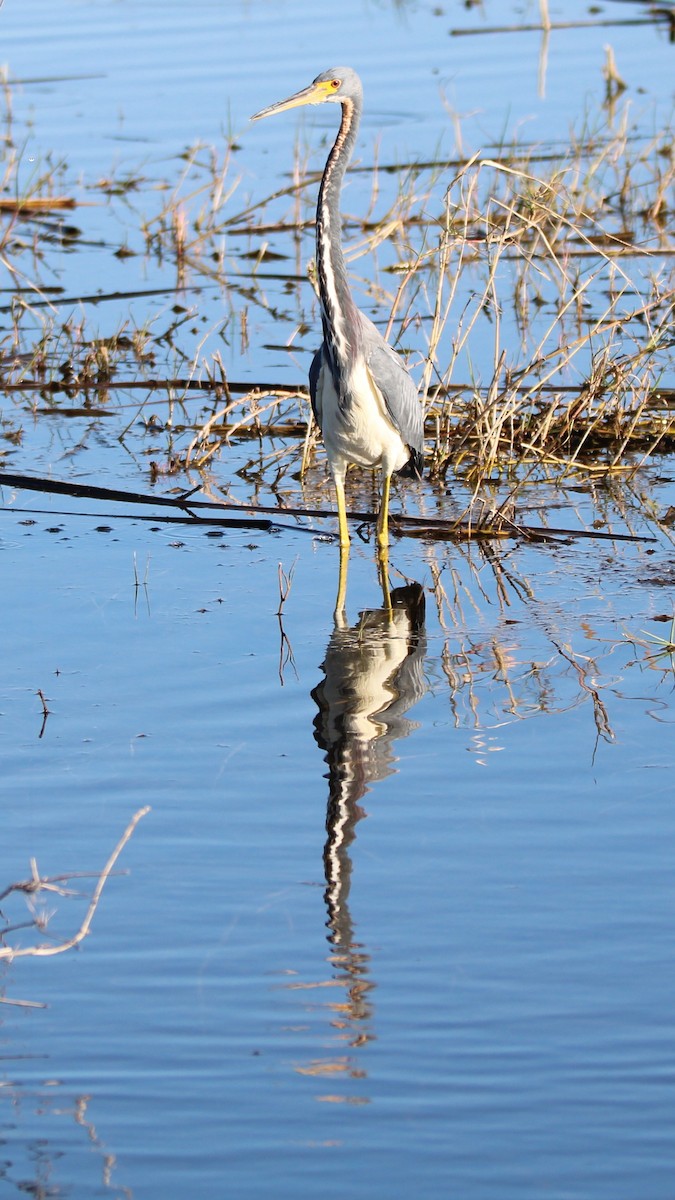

left=251, top=80, right=333, bottom=122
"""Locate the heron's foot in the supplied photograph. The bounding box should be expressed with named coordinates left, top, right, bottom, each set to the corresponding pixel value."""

left=376, top=511, right=389, bottom=549
left=377, top=473, right=392, bottom=550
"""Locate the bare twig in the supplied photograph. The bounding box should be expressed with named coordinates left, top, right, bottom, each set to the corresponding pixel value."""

left=0, top=806, right=151, bottom=961
left=276, top=557, right=298, bottom=617
left=35, top=687, right=51, bottom=739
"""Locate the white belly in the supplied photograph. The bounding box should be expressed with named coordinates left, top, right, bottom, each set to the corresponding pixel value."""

left=316, top=359, right=408, bottom=476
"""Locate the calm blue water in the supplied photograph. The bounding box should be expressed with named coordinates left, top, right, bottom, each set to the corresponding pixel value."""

left=2, top=495, right=674, bottom=1198
left=2, top=2, right=675, bottom=1197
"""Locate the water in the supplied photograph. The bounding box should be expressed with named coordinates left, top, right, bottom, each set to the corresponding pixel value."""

left=3, top=500, right=674, bottom=1197
left=2, top=1, right=675, bottom=1197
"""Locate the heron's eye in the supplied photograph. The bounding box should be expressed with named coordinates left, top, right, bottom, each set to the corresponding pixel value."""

left=330, top=79, right=340, bottom=89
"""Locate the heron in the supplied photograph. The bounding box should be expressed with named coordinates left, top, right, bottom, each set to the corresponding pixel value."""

left=251, top=67, right=424, bottom=560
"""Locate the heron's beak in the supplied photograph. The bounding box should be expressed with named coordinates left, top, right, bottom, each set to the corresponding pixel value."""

left=251, top=80, right=332, bottom=121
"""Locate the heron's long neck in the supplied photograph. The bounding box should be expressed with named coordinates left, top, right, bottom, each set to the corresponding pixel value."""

left=316, top=97, right=362, bottom=384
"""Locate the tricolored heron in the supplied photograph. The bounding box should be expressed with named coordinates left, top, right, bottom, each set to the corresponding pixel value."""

left=251, top=67, right=424, bottom=559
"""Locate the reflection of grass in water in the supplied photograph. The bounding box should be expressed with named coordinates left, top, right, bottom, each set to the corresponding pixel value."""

left=1, top=80, right=674, bottom=510
left=0, top=1084, right=128, bottom=1197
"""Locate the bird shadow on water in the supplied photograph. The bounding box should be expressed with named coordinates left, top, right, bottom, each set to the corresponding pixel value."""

left=289, top=582, right=426, bottom=1094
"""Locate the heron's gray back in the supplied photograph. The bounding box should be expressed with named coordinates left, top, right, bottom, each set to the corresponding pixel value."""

left=360, top=315, right=424, bottom=465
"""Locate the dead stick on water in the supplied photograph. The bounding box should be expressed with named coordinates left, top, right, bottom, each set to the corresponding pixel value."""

left=0, top=806, right=151, bottom=962
left=35, top=687, right=51, bottom=739
left=0, top=471, right=658, bottom=544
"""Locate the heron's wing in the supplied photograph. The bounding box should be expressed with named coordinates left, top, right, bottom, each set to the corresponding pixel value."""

left=361, top=319, right=424, bottom=460
left=309, top=345, right=324, bottom=429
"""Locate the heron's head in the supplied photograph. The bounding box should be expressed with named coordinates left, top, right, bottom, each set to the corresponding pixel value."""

left=251, top=67, right=362, bottom=122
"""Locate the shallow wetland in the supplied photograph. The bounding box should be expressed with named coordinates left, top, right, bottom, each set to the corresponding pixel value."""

left=1, top=1, right=675, bottom=1196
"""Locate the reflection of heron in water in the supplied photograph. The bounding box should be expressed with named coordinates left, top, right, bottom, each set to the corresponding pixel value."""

left=311, top=583, right=426, bottom=1043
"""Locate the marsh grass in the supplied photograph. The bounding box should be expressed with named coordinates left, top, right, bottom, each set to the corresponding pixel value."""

left=1, top=86, right=674, bottom=523
left=180, top=98, right=675, bottom=504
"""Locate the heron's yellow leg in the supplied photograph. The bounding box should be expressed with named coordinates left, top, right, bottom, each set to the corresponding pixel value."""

left=334, top=542, right=350, bottom=618
left=377, top=472, right=392, bottom=549
left=334, top=473, right=351, bottom=549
